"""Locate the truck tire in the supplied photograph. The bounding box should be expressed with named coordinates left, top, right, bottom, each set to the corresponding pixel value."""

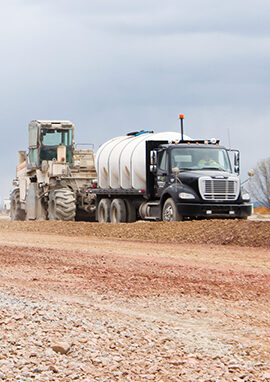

left=125, top=199, right=136, bottom=223
left=110, top=199, right=127, bottom=223
left=162, top=198, right=182, bottom=222
left=97, top=199, right=111, bottom=222
left=10, top=189, right=26, bottom=221
left=48, top=188, right=76, bottom=221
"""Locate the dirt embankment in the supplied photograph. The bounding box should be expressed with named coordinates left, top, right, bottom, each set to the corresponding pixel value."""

left=0, top=219, right=269, bottom=248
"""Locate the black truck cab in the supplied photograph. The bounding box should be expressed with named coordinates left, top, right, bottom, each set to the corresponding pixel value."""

left=145, top=140, right=252, bottom=221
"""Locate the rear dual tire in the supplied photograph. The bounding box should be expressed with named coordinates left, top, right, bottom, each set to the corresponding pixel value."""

left=97, top=198, right=111, bottom=223
left=97, top=198, right=136, bottom=223
left=110, top=199, right=126, bottom=223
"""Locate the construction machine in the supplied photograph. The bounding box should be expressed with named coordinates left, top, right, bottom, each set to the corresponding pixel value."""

left=11, top=120, right=97, bottom=221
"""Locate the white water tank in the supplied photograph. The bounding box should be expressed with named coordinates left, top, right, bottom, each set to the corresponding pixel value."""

left=96, top=131, right=191, bottom=190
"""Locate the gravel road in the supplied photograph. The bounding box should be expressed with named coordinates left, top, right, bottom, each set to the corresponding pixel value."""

left=0, top=221, right=269, bottom=381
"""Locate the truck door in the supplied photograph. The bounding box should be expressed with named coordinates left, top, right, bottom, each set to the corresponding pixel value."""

left=156, top=150, right=170, bottom=197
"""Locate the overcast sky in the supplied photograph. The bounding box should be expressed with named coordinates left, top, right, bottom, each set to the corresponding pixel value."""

left=1, top=0, right=270, bottom=199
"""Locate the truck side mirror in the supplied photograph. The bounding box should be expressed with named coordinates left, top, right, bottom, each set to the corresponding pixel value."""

left=150, top=150, right=157, bottom=173
left=234, top=151, right=240, bottom=174
left=150, top=150, right=157, bottom=165
left=150, top=165, right=157, bottom=173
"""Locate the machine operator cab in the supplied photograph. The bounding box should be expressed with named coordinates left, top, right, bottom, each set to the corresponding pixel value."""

left=28, top=120, right=74, bottom=168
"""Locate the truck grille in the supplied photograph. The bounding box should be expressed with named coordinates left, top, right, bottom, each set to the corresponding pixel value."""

left=198, top=177, right=239, bottom=201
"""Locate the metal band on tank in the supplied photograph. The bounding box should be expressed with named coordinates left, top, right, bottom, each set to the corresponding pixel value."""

left=130, top=134, right=150, bottom=189
left=118, top=136, right=138, bottom=188
left=107, top=137, right=130, bottom=187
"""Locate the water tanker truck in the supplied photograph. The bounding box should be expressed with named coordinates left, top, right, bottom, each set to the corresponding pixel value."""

left=88, top=116, right=252, bottom=222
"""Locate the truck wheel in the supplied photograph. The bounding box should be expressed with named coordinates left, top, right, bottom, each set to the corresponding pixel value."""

left=97, top=199, right=111, bottom=222
left=10, top=189, right=26, bottom=221
left=162, top=198, right=182, bottom=222
left=110, top=199, right=127, bottom=223
left=125, top=199, right=136, bottom=223
left=48, top=188, right=76, bottom=221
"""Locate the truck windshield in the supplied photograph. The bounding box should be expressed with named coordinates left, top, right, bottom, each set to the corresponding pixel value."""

left=171, top=147, right=232, bottom=172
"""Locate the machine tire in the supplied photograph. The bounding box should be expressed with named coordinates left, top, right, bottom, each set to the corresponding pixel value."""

left=125, top=199, right=137, bottom=223
left=162, top=198, right=182, bottom=222
left=48, top=188, right=76, bottom=221
left=10, top=189, right=26, bottom=221
left=97, top=199, right=111, bottom=222
left=110, top=198, right=127, bottom=223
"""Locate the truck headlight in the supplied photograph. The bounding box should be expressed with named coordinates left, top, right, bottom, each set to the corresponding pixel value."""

left=242, top=193, right=250, bottom=201
left=179, top=192, right=195, bottom=199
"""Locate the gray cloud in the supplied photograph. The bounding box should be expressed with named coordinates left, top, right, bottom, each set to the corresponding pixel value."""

left=0, top=0, right=269, bottom=196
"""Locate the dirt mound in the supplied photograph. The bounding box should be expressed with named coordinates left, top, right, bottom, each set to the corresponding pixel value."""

left=0, top=219, right=269, bottom=248
left=254, top=207, right=270, bottom=214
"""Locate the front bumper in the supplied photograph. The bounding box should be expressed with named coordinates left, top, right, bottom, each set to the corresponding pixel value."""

left=177, top=202, right=252, bottom=218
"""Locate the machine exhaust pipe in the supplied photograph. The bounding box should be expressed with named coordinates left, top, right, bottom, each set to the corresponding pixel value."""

left=18, top=151, right=26, bottom=165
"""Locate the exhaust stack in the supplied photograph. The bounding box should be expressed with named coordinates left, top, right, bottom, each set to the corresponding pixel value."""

left=57, top=146, right=67, bottom=162
left=179, top=114, right=184, bottom=141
